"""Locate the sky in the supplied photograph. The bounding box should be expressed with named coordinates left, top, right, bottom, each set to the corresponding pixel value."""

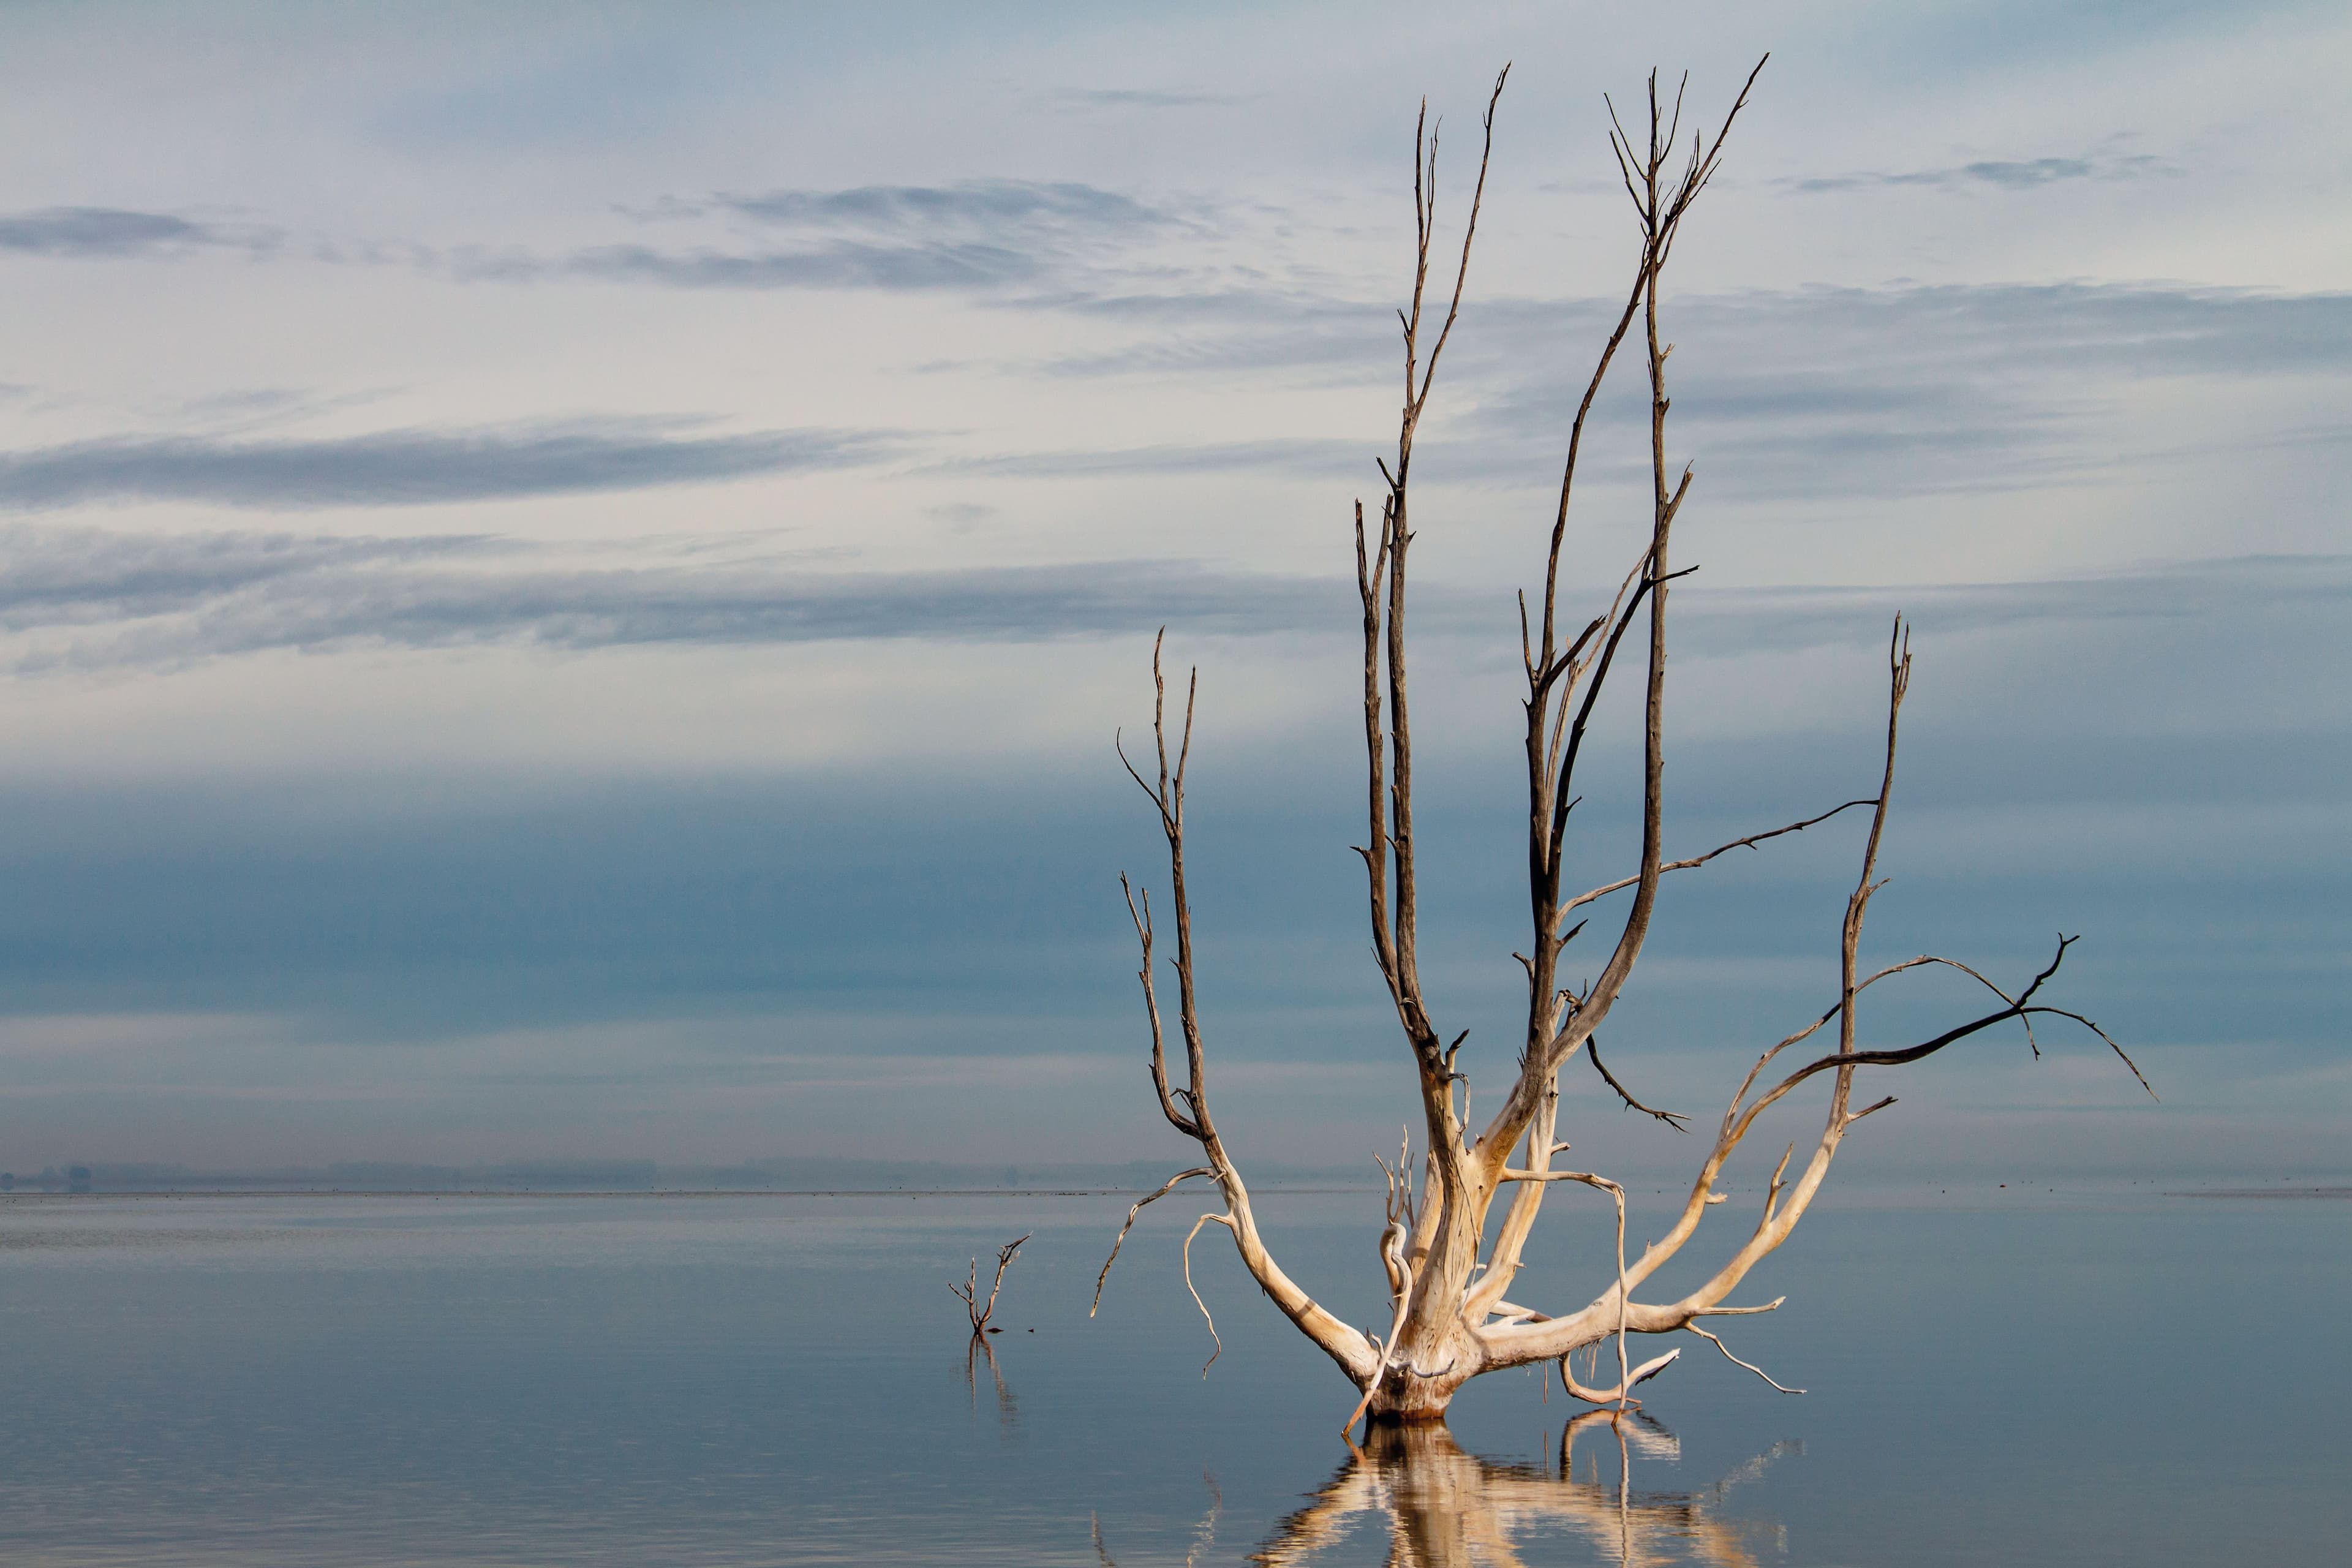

left=0, top=0, right=2344, bottom=1183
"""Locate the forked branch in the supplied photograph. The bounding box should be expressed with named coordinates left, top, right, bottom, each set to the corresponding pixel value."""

left=950, top=1233, right=1030, bottom=1336
left=1099, top=59, right=2143, bottom=1431
left=1101, top=639, right=1378, bottom=1389
left=1479, top=619, right=2148, bottom=1376
left=1091, top=1167, right=1213, bottom=1316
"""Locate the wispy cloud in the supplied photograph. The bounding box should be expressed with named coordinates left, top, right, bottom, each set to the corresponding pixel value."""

left=661, top=275, right=2352, bottom=513
left=0, top=522, right=1365, bottom=671
left=1012, top=280, right=2352, bottom=385
left=1, top=181, right=1180, bottom=296
left=1049, top=87, right=1251, bottom=110
left=715, top=178, right=1166, bottom=233
left=0, top=206, right=274, bottom=258
left=1673, top=555, right=2352, bottom=657
left=1781, top=151, right=2177, bottom=194
left=0, top=525, right=497, bottom=627
left=1646, top=284, right=2351, bottom=496
left=459, top=240, right=1047, bottom=291
left=922, top=280, right=2352, bottom=505
left=0, top=420, right=900, bottom=511
left=529, top=179, right=1180, bottom=293
left=7, top=514, right=2340, bottom=677
left=941, top=436, right=1370, bottom=480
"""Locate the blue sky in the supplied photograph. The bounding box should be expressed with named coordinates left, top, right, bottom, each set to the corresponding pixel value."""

left=0, top=1, right=2344, bottom=1180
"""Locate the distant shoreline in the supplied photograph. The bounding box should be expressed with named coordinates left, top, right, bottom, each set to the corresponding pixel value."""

left=2163, top=1186, right=2352, bottom=1200
left=2, top=1182, right=2342, bottom=1202
left=0, top=1186, right=1367, bottom=1200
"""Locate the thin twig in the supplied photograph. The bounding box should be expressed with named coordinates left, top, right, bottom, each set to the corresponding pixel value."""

left=1586, top=1032, right=1689, bottom=1130
left=1556, top=799, right=1877, bottom=922
left=1686, top=1323, right=1804, bottom=1393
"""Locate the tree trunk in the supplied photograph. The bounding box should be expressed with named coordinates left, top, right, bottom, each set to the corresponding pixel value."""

left=1363, top=1359, right=1474, bottom=1423
left=1091, top=58, right=2148, bottom=1440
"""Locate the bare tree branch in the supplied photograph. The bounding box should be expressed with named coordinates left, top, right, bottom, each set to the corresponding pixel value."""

left=1183, top=1212, right=1233, bottom=1374
left=1092, top=1167, right=1215, bottom=1314
left=1686, top=1324, right=1804, bottom=1393
left=949, top=1234, right=1030, bottom=1335
left=1098, top=58, right=2144, bottom=1430
left=1586, top=1032, right=1690, bottom=1130
left=1556, top=798, right=1878, bottom=922
left=1101, top=629, right=1380, bottom=1390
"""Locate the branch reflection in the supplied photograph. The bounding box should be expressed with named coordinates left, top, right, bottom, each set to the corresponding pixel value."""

left=1251, top=1411, right=1792, bottom=1566
left=1095, top=1472, right=1223, bottom=1568
left=963, top=1333, right=1019, bottom=1430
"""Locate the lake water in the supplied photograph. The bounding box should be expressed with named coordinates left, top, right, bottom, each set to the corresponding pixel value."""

left=0, top=1185, right=2343, bottom=1564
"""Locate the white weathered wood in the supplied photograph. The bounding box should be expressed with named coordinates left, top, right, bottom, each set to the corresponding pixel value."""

left=1095, top=59, right=2147, bottom=1430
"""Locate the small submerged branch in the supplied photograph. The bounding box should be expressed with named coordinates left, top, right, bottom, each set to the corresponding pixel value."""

left=949, top=1233, right=1030, bottom=1335
left=1563, top=1346, right=1680, bottom=1404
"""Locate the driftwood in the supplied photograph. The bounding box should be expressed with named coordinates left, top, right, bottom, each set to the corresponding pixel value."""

left=1095, top=61, right=2150, bottom=1430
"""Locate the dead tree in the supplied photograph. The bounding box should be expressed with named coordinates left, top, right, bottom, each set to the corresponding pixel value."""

left=951, top=1232, right=1029, bottom=1335
left=1093, top=61, right=2151, bottom=1428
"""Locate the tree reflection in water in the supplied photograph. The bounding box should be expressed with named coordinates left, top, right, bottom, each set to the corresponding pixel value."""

left=1250, top=1411, right=1793, bottom=1567
left=1095, top=1474, right=1223, bottom=1568
left=963, top=1334, right=1019, bottom=1431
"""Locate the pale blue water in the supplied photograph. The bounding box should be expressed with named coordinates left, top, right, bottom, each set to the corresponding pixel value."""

left=0, top=1186, right=2344, bottom=1564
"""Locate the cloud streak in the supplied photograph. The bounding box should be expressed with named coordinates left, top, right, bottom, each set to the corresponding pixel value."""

left=1781, top=151, right=2179, bottom=194
left=917, top=280, right=2351, bottom=506
left=5, top=515, right=2342, bottom=676
left=0, top=521, right=1365, bottom=670
left=941, top=436, right=1370, bottom=480
left=517, top=179, right=1179, bottom=293
left=1672, top=555, right=2352, bottom=657
left=1023, top=280, right=2352, bottom=382
left=0, top=420, right=900, bottom=511
left=715, top=178, right=1166, bottom=234
left=0, top=206, right=275, bottom=258
left=2, top=181, right=1180, bottom=297
left=968, top=274, right=2352, bottom=514
left=0, top=524, right=495, bottom=628
left=464, top=240, right=1045, bottom=291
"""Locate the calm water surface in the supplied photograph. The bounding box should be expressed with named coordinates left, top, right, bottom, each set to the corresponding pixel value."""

left=0, top=1186, right=2343, bottom=1564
